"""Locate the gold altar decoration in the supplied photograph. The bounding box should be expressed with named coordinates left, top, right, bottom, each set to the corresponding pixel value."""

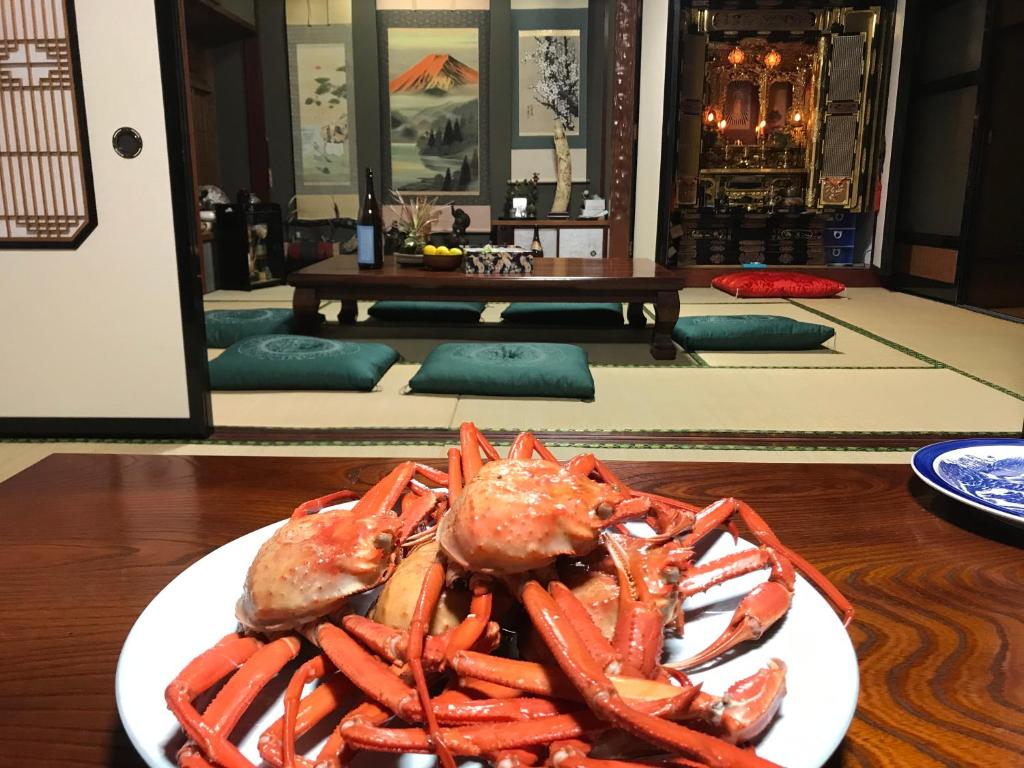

left=764, top=49, right=781, bottom=69
left=727, top=46, right=745, bottom=65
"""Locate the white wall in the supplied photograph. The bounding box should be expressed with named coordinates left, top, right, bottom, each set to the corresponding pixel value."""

left=0, top=1, right=191, bottom=419
left=872, top=0, right=907, bottom=267
left=631, top=0, right=670, bottom=261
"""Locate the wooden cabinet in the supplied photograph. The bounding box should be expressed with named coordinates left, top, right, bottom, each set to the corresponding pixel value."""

left=492, top=219, right=611, bottom=258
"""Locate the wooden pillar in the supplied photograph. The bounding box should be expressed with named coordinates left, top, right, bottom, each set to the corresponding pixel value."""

left=608, top=0, right=640, bottom=259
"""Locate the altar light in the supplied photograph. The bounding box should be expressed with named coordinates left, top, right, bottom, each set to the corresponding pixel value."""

left=792, top=111, right=802, bottom=123
left=707, top=110, right=717, bottom=123
left=718, top=118, right=728, bottom=131
left=727, top=46, right=745, bottom=66
left=764, top=49, right=782, bottom=69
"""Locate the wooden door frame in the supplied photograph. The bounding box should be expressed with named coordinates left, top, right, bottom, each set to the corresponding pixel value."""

left=608, top=0, right=641, bottom=259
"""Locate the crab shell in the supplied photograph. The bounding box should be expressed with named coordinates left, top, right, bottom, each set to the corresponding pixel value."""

left=437, top=458, right=646, bottom=575
left=369, top=539, right=470, bottom=636
left=236, top=506, right=402, bottom=633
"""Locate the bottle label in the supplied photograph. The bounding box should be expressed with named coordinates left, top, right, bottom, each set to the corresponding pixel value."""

left=356, top=224, right=375, bottom=266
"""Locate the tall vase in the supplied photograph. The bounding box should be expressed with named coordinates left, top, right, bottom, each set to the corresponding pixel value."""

left=550, top=119, right=572, bottom=217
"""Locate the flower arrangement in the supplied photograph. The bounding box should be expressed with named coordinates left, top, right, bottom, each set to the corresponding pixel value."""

left=391, top=189, right=442, bottom=253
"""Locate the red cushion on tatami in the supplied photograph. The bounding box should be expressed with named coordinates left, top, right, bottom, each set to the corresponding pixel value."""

left=711, top=271, right=847, bottom=298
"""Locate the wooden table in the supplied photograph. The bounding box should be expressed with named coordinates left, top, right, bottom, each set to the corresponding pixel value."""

left=2, top=453, right=1022, bottom=767
left=288, top=255, right=686, bottom=359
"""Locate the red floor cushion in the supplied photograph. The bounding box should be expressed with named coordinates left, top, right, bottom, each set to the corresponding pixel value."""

left=711, top=271, right=846, bottom=298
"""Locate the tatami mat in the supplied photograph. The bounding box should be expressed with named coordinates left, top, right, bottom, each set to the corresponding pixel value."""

left=797, top=288, right=1024, bottom=396
left=451, top=367, right=1023, bottom=433
left=677, top=287, right=796, bottom=305
left=211, top=364, right=460, bottom=428
left=677, top=303, right=930, bottom=369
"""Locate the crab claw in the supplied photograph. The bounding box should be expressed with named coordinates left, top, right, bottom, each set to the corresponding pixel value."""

left=671, top=581, right=792, bottom=670
left=716, top=659, right=787, bottom=743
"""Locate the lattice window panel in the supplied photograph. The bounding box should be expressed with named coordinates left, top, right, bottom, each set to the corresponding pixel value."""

left=0, top=0, right=93, bottom=246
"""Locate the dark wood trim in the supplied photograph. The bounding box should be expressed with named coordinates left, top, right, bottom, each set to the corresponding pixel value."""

left=954, top=0, right=997, bottom=304
left=608, top=0, right=640, bottom=258
left=159, top=0, right=213, bottom=439
left=878, top=0, right=921, bottom=277
left=894, top=231, right=961, bottom=249
left=207, top=426, right=1015, bottom=450
left=673, top=265, right=883, bottom=287
left=911, top=70, right=980, bottom=99
left=243, top=36, right=271, bottom=202
left=654, top=0, right=682, bottom=266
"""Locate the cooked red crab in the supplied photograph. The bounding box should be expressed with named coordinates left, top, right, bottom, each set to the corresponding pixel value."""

left=164, top=422, right=853, bottom=768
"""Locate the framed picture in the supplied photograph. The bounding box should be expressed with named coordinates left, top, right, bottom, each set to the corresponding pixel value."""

left=377, top=11, right=490, bottom=203
left=511, top=7, right=587, bottom=150
left=287, top=24, right=358, bottom=195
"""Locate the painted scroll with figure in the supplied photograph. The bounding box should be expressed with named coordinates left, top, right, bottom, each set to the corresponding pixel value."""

left=288, top=22, right=357, bottom=195
left=0, top=0, right=94, bottom=246
left=379, top=11, right=489, bottom=202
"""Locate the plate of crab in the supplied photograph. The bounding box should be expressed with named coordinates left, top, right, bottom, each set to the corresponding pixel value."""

left=116, top=423, right=858, bottom=768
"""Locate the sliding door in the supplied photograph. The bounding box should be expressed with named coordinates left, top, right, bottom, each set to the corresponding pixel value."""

left=0, top=0, right=209, bottom=436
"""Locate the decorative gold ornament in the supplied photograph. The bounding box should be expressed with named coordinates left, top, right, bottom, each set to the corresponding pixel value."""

left=727, top=46, right=745, bottom=65
left=764, top=49, right=781, bottom=69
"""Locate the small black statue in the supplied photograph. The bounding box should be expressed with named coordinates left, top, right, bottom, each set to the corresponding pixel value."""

left=447, top=204, right=471, bottom=248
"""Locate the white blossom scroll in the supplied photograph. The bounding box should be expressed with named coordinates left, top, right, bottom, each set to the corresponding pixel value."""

left=0, top=0, right=95, bottom=247
left=511, top=6, right=587, bottom=151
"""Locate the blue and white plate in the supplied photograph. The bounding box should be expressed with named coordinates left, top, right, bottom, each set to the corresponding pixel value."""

left=912, top=438, right=1024, bottom=527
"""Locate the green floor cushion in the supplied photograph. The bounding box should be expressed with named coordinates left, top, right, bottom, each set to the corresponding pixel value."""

left=209, top=335, right=398, bottom=391
left=205, top=308, right=294, bottom=348
left=501, top=302, right=624, bottom=327
left=368, top=301, right=485, bottom=322
left=409, top=342, right=595, bottom=399
left=672, top=315, right=835, bottom=351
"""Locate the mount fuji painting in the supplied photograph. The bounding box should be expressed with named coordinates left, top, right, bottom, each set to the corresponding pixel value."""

left=386, top=28, right=481, bottom=193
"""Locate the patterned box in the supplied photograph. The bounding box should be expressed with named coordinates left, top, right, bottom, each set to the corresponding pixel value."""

left=464, top=248, right=534, bottom=274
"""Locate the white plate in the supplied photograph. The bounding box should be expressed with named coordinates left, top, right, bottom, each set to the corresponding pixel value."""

left=911, top=438, right=1024, bottom=528
left=116, top=503, right=858, bottom=768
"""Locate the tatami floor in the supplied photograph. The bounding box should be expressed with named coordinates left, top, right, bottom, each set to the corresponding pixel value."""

left=1, top=281, right=1021, bottom=483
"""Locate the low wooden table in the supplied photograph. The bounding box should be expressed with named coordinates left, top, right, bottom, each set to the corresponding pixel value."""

left=2, top=452, right=1021, bottom=766
left=288, top=255, right=686, bottom=359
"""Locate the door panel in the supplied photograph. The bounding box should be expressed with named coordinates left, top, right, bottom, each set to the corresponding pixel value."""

left=0, top=0, right=204, bottom=423
left=962, top=12, right=1024, bottom=313
left=888, top=0, right=988, bottom=302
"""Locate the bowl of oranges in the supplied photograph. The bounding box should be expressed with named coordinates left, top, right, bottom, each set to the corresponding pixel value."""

left=422, top=244, right=464, bottom=271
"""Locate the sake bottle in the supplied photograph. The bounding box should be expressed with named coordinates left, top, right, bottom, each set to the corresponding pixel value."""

left=357, top=168, right=383, bottom=269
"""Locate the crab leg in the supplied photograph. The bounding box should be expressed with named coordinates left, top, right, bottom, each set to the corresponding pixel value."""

left=680, top=498, right=853, bottom=626
left=458, top=421, right=501, bottom=483
left=548, top=581, right=639, bottom=677
left=166, top=634, right=302, bottom=768
left=520, top=581, right=780, bottom=768
left=258, top=668, right=355, bottom=766
left=350, top=462, right=449, bottom=520
left=507, top=430, right=559, bottom=461
left=339, top=711, right=602, bottom=755
left=291, top=489, right=359, bottom=519
left=550, top=740, right=707, bottom=768
left=405, top=556, right=456, bottom=768
left=450, top=652, right=699, bottom=717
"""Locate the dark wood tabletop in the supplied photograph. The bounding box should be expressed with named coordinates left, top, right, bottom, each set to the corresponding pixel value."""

left=288, top=255, right=686, bottom=359
left=288, top=254, right=680, bottom=290
left=1, top=453, right=1021, bottom=767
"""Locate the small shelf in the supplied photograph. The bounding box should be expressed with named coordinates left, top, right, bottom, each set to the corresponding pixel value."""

left=492, top=218, right=609, bottom=228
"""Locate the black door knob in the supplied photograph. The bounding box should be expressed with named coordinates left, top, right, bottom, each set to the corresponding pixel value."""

left=112, top=127, right=143, bottom=159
